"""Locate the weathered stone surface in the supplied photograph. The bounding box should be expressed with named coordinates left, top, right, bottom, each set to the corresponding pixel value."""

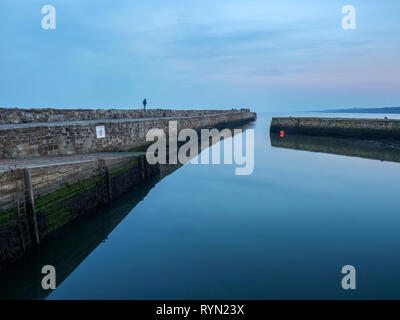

left=270, top=117, right=400, bottom=140
left=0, top=108, right=247, bottom=124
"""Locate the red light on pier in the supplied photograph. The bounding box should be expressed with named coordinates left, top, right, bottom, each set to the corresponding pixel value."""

left=280, top=130, right=285, bottom=137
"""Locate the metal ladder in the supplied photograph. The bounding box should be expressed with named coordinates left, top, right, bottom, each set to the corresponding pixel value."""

left=99, top=159, right=111, bottom=203
left=13, top=168, right=32, bottom=251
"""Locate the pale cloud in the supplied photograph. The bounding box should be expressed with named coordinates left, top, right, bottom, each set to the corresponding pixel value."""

left=0, top=0, right=399, bottom=110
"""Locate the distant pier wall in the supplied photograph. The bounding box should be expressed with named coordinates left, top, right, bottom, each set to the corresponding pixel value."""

left=270, top=117, right=400, bottom=140
left=0, top=109, right=256, bottom=159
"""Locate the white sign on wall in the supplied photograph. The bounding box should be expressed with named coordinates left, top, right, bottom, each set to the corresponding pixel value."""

left=96, top=126, right=106, bottom=139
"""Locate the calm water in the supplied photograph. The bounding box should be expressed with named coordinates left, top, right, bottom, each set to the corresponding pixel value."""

left=2, top=112, right=400, bottom=299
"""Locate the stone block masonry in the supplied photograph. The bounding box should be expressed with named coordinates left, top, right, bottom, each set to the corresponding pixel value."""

left=0, top=153, right=159, bottom=269
left=270, top=117, right=400, bottom=140
left=0, top=109, right=256, bottom=159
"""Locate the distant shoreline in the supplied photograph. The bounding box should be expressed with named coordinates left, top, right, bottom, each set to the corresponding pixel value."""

left=311, top=107, right=400, bottom=114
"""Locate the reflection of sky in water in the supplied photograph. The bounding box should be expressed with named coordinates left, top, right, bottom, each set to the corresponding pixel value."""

left=1, top=1, right=400, bottom=110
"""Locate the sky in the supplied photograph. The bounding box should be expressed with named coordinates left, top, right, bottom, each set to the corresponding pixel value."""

left=0, top=0, right=399, bottom=112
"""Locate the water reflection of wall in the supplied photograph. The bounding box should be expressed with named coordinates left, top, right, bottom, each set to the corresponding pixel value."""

left=270, top=133, right=400, bottom=163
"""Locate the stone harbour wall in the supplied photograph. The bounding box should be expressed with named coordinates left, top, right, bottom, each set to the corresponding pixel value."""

left=0, top=108, right=248, bottom=125
left=270, top=133, right=400, bottom=163
left=0, top=111, right=256, bottom=159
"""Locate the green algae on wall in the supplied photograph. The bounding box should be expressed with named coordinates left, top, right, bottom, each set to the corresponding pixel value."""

left=35, top=174, right=106, bottom=236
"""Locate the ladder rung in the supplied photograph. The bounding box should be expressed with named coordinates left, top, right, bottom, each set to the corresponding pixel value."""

left=13, top=169, right=33, bottom=251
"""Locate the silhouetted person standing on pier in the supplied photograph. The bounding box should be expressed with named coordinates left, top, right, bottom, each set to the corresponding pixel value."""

left=143, top=98, right=147, bottom=111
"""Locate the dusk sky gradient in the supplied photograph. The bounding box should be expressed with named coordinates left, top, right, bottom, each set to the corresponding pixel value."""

left=0, top=0, right=399, bottom=112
